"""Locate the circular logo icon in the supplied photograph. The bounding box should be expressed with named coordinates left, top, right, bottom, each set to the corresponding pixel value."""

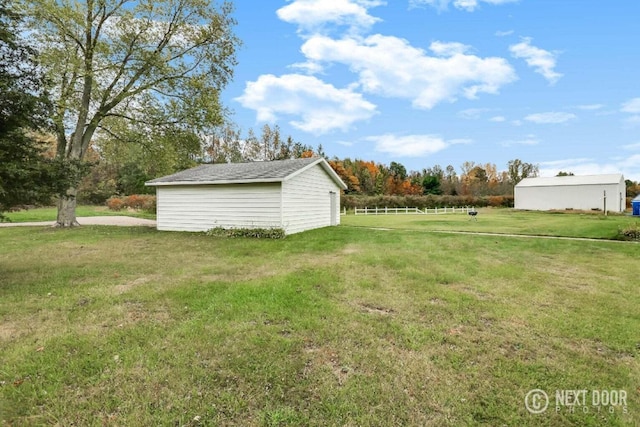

left=525, top=389, right=549, bottom=414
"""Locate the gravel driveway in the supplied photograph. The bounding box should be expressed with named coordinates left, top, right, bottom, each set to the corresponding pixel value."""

left=0, top=216, right=157, bottom=227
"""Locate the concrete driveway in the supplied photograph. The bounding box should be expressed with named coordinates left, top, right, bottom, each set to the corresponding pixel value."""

left=0, top=216, right=157, bottom=227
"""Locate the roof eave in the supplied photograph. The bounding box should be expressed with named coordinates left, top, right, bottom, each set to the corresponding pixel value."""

left=145, top=178, right=283, bottom=187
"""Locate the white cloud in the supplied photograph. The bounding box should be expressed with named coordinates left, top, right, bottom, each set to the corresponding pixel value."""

left=366, top=134, right=458, bottom=157
left=429, top=41, right=471, bottom=56
left=300, top=34, right=516, bottom=109
left=538, top=157, right=639, bottom=181
left=448, top=138, right=473, bottom=145
left=336, top=140, right=355, bottom=146
left=276, top=0, right=384, bottom=34
left=410, top=0, right=518, bottom=12
left=525, top=112, right=576, bottom=124
left=539, top=158, right=592, bottom=168
left=495, top=30, right=514, bottom=37
left=453, top=0, right=480, bottom=12
left=509, top=37, right=562, bottom=84
left=289, top=61, right=325, bottom=74
left=623, top=115, right=640, bottom=126
left=458, top=108, right=490, bottom=119
left=621, top=98, right=640, bottom=114
left=576, top=104, right=604, bottom=111
left=490, top=115, right=506, bottom=122
left=620, top=98, right=640, bottom=126
left=235, top=74, right=377, bottom=134
left=501, top=135, right=539, bottom=146
left=621, top=142, right=640, bottom=151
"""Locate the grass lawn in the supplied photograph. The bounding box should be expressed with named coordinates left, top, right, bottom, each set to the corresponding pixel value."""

left=1, top=214, right=638, bottom=426
left=342, top=207, right=639, bottom=240
left=3, top=205, right=156, bottom=222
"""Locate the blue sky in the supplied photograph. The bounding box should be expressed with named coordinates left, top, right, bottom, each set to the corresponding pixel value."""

left=222, top=0, right=640, bottom=181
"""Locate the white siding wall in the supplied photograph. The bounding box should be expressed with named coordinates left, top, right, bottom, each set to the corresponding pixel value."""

left=281, top=164, right=342, bottom=234
left=515, top=183, right=626, bottom=212
left=156, top=183, right=282, bottom=232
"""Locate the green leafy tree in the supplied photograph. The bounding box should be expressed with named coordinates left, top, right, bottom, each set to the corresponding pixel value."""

left=625, top=179, right=639, bottom=199
left=421, top=175, right=442, bottom=195
left=0, top=3, right=75, bottom=219
left=202, top=123, right=245, bottom=163
left=22, top=0, right=240, bottom=225
left=389, top=161, right=407, bottom=181
left=507, top=159, right=539, bottom=185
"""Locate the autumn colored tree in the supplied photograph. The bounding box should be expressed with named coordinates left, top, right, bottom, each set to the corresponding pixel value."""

left=625, top=180, right=639, bottom=198
left=328, top=160, right=360, bottom=193
left=351, top=160, right=380, bottom=195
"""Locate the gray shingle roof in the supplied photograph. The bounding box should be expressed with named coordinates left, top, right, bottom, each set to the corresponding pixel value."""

left=146, top=157, right=346, bottom=189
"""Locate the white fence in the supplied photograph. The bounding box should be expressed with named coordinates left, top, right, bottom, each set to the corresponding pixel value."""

left=354, top=206, right=475, bottom=215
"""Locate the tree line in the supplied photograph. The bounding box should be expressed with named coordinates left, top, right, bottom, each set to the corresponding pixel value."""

left=327, top=158, right=540, bottom=197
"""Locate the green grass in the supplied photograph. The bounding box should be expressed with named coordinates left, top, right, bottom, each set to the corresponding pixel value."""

left=4, top=205, right=156, bottom=222
left=342, top=207, right=639, bottom=240
left=1, top=215, right=638, bottom=426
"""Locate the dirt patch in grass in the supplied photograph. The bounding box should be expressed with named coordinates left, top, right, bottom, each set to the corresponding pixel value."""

left=448, top=283, right=494, bottom=301
left=0, top=320, right=22, bottom=341
left=357, top=302, right=396, bottom=316
left=303, top=344, right=353, bottom=386
left=564, top=338, right=638, bottom=366
left=113, top=275, right=162, bottom=295
left=123, top=301, right=171, bottom=325
left=341, top=244, right=361, bottom=255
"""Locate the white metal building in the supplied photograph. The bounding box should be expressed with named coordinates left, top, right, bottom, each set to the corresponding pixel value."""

left=514, top=174, right=626, bottom=212
left=145, top=158, right=347, bottom=235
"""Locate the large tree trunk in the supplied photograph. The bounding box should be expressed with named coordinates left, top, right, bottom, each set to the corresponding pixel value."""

left=56, top=187, right=80, bottom=227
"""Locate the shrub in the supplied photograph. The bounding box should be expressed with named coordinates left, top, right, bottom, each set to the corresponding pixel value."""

left=106, top=194, right=156, bottom=212
left=341, top=194, right=514, bottom=210
left=205, top=227, right=286, bottom=239
left=619, top=223, right=640, bottom=241
left=140, top=195, right=156, bottom=213
left=488, top=196, right=504, bottom=207
left=124, top=194, right=156, bottom=210
left=106, top=197, right=125, bottom=211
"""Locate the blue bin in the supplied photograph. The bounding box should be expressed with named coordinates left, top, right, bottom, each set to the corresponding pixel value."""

left=632, top=197, right=640, bottom=216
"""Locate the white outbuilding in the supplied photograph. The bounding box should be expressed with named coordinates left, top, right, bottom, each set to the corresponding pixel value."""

left=145, top=157, right=347, bottom=235
left=514, top=174, right=626, bottom=213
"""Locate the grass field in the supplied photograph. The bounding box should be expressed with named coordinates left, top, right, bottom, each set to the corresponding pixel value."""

left=1, top=211, right=638, bottom=426
left=3, top=205, right=155, bottom=222
left=342, top=207, right=639, bottom=240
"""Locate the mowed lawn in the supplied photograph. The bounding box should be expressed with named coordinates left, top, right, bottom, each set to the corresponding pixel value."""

left=342, top=207, right=639, bottom=240
left=1, top=212, right=638, bottom=426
